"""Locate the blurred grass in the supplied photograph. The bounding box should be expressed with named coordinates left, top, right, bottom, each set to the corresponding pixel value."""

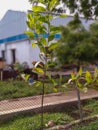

left=0, top=78, right=68, bottom=101
left=0, top=112, right=73, bottom=130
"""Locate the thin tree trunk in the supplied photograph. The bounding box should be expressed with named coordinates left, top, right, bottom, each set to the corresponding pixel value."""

left=41, top=81, right=44, bottom=130
left=76, top=62, right=83, bottom=121
left=75, top=83, right=83, bottom=121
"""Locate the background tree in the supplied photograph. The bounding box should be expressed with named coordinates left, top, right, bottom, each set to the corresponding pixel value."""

left=62, top=0, right=98, bottom=19
left=29, top=0, right=98, bottom=19
left=55, top=13, right=91, bottom=70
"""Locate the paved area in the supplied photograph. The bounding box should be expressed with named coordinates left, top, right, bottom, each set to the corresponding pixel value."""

left=0, top=88, right=98, bottom=118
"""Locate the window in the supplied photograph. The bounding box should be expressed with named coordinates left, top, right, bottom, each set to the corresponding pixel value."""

left=1, top=50, right=5, bottom=60
left=11, top=49, right=16, bottom=64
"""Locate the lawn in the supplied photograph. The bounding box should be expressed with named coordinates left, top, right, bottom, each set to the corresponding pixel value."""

left=0, top=112, right=73, bottom=130
left=0, top=78, right=68, bottom=101
left=73, top=119, right=98, bottom=130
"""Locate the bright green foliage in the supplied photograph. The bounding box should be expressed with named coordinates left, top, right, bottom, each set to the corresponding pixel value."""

left=26, top=2, right=66, bottom=128
left=66, top=68, right=88, bottom=93
left=84, top=68, right=98, bottom=90
left=26, top=0, right=63, bottom=58
left=26, top=0, right=66, bottom=86
left=65, top=67, right=98, bottom=93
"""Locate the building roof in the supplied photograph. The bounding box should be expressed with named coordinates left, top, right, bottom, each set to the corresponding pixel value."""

left=0, top=10, right=94, bottom=44
left=0, top=10, right=27, bottom=39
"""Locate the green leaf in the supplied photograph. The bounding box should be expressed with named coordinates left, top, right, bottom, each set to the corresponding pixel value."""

left=53, top=88, right=58, bottom=92
left=39, top=16, right=49, bottom=24
left=59, top=14, right=67, bottom=18
left=59, top=75, right=62, bottom=82
left=49, top=0, right=58, bottom=11
left=79, top=67, right=82, bottom=76
left=38, top=43, right=46, bottom=53
left=35, top=81, right=42, bottom=87
left=71, top=72, right=76, bottom=80
left=48, top=34, right=54, bottom=42
left=27, top=14, right=35, bottom=24
left=33, top=67, right=44, bottom=74
left=32, top=43, right=36, bottom=48
left=25, top=74, right=30, bottom=81
left=49, top=15, right=53, bottom=20
left=50, top=26, right=61, bottom=33
left=32, top=6, right=46, bottom=12
left=51, top=79, right=58, bottom=86
left=47, top=73, right=52, bottom=80
left=77, top=81, right=82, bottom=88
left=76, top=73, right=80, bottom=79
left=82, top=87, right=88, bottom=93
left=48, top=42, right=58, bottom=50
left=40, top=37, right=47, bottom=46
left=25, top=31, right=35, bottom=39
left=26, top=21, right=34, bottom=30
left=62, top=83, right=68, bottom=88
left=85, top=71, right=92, bottom=83
left=94, top=67, right=98, bottom=79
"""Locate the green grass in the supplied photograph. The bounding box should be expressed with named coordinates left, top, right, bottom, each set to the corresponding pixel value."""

left=73, top=119, right=98, bottom=130
left=83, top=99, right=98, bottom=116
left=0, top=75, right=71, bottom=101
left=0, top=79, right=67, bottom=101
left=71, top=99, right=98, bottom=130
left=0, top=113, right=73, bottom=130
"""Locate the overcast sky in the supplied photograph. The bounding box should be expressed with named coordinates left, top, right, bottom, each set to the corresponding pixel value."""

left=0, top=0, right=31, bottom=19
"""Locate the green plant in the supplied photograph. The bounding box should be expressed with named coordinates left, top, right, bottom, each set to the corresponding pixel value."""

left=0, top=79, right=66, bottom=100
left=0, top=113, right=73, bottom=130
left=25, top=0, right=66, bottom=129
left=73, top=119, right=98, bottom=130
left=63, top=68, right=88, bottom=121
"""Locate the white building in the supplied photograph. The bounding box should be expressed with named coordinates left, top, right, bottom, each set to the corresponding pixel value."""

left=0, top=10, right=93, bottom=67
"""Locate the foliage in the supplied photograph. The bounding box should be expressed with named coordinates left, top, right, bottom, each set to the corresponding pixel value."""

left=0, top=112, right=73, bottom=130
left=84, top=68, right=98, bottom=90
left=55, top=14, right=98, bottom=68
left=67, top=68, right=88, bottom=93
left=26, top=0, right=66, bottom=80
left=0, top=79, right=66, bottom=101
left=29, top=0, right=98, bottom=19
left=73, top=119, right=98, bottom=130
left=84, top=99, right=98, bottom=116
left=62, top=0, right=98, bottom=19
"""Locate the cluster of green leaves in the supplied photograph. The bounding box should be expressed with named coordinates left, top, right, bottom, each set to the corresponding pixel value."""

left=62, top=68, right=86, bottom=93
left=62, top=0, right=98, bottom=19
left=63, top=67, right=98, bottom=93
left=30, top=0, right=98, bottom=19
left=55, top=14, right=98, bottom=67
left=26, top=0, right=65, bottom=54
left=26, top=0, right=66, bottom=89
left=84, top=68, right=98, bottom=90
